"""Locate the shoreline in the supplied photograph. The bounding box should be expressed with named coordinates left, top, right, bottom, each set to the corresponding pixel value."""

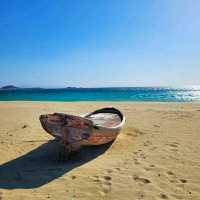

left=0, top=100, right=199, bottom=104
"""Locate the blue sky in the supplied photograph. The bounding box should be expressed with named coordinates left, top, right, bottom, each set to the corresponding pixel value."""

left=0, top=0, right=200, bottom=88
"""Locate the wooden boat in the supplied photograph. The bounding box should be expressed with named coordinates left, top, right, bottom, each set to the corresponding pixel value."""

left=39, top=107, right=125, bottom=154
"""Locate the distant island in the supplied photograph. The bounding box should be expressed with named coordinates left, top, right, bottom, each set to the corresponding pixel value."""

left=1, top=85, right=19, bottom=90
left=65, top=87, right=82, bottom=89
left=0, top=86, right=83, bottom=90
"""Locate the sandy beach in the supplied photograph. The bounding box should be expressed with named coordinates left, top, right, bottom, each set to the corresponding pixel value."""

left=0, top=101, right=200, bottom=200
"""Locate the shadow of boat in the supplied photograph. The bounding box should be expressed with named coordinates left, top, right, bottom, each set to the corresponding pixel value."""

left=0, top=140, right=113, bottom=189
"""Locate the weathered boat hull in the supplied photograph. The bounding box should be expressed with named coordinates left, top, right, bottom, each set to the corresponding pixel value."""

left=39, top=107, right=125, bottom=153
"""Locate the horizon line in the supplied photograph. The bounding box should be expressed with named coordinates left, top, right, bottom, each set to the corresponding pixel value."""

left=1, top=85, right=200, bottom=89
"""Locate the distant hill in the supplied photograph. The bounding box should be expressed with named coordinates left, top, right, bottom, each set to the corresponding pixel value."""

left=1, top=85, right=19, bottom=90
left=65, top=87, right=82, bottom=90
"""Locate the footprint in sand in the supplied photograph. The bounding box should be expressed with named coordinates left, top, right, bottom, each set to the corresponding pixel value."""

left=101, top=176, right=112, bottom=195
left=136, top=191, right=145, bottom=199
left=149, top=146, right=157, bottom=151
left=71, top=175, right=76, bottom=180
left=143, top=165, right=156, bottom=171
left=143, top=164, right=156, bottom=171
left=22, top=125, right=28, bottom=129
left=143, top=140, right=152, bottom=147
left=126, top=132, right=138, bottom=137
left=166, top=171, right=174, bottom=176
left=143, top=167, right=151, bottom=171
left=134, top=159, right=140, bottom=165
left=153, top=124, right=160, bottom=128
left=167, top=143, right=179, bottom=148
left=133, top=175, right=151, bottom=185
left=166, top=171, right=177, bottom=183
left=106, top=169, right=113, bottom=173
left=139, top=152, right=146, bottom=160
left=133, top=128, right=146, bottom=135
left=91, top=175, right=100, bottom=182
left=91, top=175, right=112, bottom=195
left=179, top=179, right=187, bottom=183
left=160, top=193, right=168, bottom=199
left=103, top=176, right=112, bottom=181
left=166, top=143, right=180, bottom=152
left=166, top=171, right=187, bottom=185
left=166, top=141, right=179, bottom=148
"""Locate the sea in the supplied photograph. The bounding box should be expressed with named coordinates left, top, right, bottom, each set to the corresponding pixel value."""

left=0, top=87, right=200, bottom=102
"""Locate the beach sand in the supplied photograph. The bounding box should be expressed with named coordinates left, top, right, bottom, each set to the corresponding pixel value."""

left=0, top=101, right=200, bottom=200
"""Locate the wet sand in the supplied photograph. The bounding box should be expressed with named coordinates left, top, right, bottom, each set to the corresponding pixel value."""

left=0, top=101, right=200, bottom=200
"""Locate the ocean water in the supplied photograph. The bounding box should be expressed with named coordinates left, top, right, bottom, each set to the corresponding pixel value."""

left=0, top=87, right=200, bottom=102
